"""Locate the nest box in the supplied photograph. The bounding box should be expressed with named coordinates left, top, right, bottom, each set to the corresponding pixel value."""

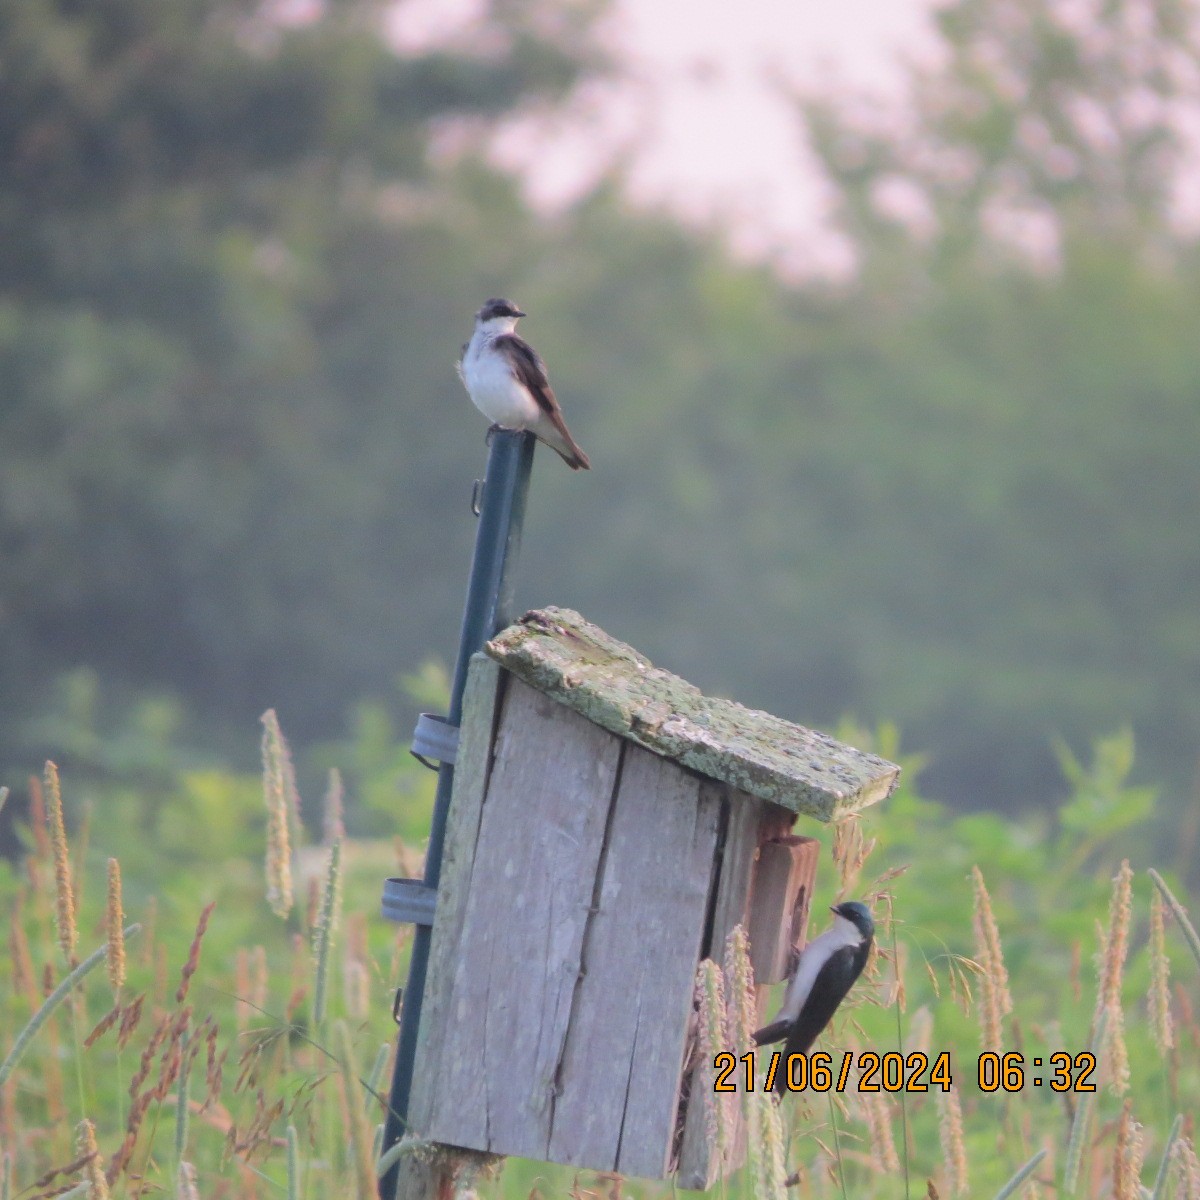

left=407, top=608, right=898, bottom=1190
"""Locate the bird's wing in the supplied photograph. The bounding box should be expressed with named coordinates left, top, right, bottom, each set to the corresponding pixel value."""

left=493, top=333, right=551, bottom=397
left=771, top=941, right=871, bottom=1092
left=493, top=334, right=588, bottom=463
left=754, top=927, right=841, bottom=1042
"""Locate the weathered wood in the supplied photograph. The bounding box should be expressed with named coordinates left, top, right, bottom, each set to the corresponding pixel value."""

left=747, top=836, right=820, bottom=985
left=409, top=636, right=875, bottom=1192
left=424, top=677, right=622, bottom=1160
left=408, top=654, right=504, bottom=1137
left=487, top=608, right=900, bottom=821
left=674, top=785, right=763, bottom=1191
left=706, top=786, right=762, bottom=959
left=547, top=745, right=721, bottom=1178
left=391, top=1144, right=451, bottom=1200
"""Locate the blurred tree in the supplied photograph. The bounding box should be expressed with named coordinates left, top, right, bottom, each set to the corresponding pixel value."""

left=802, top=0, right=1200, bottom=275
left=729, top=0, right=1200, bottom=809
left=2, top=0, right=1197, bottom=839
left=0, top=0, right=601, bottom=759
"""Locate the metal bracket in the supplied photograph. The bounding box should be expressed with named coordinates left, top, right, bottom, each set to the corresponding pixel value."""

left=381, top=876, right=438, bottom=926
left=410, top=712, right=460, bottom=770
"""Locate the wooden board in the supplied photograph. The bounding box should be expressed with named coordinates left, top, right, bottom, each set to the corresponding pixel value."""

left=420, top=672, right=725, bottom=1178
left=487, top=608, right=900, bottom=820
left=414, top=661, right=828, bottom=1189
left=747, top=836, right=820, bottom=984
left=423, top=676, right=622, bottom=1158
left=408, top=654, right=503, bottom=1135
left=674, top=799, right=818, bottom=1190
left=546, top=745, right=720, bottom=1177
left=674, top=787, right=763, bottom=1191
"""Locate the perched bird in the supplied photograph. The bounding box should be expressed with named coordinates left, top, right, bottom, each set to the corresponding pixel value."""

left=457, top=298, right=590, bottom=470
left=753, top=901, right=874, bottom=1093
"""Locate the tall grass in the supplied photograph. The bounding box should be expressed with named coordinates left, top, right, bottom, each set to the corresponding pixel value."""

left=0, top=752, right=401, bottom=1198
left=2, top=728, right=1198, bottom=1200
left=693, top=823, right=1199, bottom=1200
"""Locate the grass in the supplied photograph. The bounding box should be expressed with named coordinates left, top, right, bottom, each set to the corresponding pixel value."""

left=0, top=722, right=1197, bottom=1199
left=0, top=747, right=408, bottom=1200
left=678, top=849, right=1200, bottom=1200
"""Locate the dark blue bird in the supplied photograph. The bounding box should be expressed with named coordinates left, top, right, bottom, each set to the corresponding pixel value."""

left=753, top=901, right=874, bottom=1093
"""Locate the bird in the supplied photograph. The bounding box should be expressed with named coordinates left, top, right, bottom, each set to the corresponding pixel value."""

left=457, top=298, right=590, bottom=470
left=753, top=900, right=874, bottom=1093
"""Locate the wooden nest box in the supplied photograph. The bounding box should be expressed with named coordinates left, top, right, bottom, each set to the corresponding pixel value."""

left=408, top=608, right=898, bottom=1190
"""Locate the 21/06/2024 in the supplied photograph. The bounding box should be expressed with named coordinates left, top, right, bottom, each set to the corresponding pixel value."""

left=713, top=1050, right=953, bottom=1093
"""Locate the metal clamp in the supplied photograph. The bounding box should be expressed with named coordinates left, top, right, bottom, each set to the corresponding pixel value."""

left=381, top=877, right=438, bottom=926
left=410, top=712, right=460, bottom=770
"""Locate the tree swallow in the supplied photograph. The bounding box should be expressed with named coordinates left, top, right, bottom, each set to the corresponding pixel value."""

left=753, top=900, right=874, bottom=1093
left=457, top=298, right=590, bottom=470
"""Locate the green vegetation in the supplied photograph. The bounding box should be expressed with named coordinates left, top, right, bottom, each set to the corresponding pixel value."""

left=0, top=0, right=1196, bottom=1192
left=0, top=0, right=1197, bottom=830
left=0, top=744, right=414, bottom=1198
left=1, top=730, right=1196, bottom=1196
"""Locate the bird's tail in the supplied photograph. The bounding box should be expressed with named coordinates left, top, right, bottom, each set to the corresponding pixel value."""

left=752, top=1020, right=790, bottom=1047
left=536, top=422, right=591, bottom=470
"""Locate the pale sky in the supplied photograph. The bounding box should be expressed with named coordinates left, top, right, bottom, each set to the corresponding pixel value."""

left=389, top=0, right=936, bottom=274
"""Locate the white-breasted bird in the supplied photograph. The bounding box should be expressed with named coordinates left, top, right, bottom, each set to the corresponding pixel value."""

left=753, top=900, right=874, bottom=1093
left=457, top=298, right=590, bottom=470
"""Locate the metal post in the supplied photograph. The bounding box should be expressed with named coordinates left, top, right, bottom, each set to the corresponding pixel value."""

left=379, top=429, right=536, bottom=1199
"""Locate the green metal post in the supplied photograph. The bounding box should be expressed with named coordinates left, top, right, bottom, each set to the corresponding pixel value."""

left=379, top=429, right=535, bottom=1198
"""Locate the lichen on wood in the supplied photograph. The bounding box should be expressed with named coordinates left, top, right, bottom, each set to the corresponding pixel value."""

left=485, top=607, right=900, bottom=822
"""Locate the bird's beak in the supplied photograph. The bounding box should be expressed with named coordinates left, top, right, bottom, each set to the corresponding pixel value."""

left=513, top=308, right=527, bottom=318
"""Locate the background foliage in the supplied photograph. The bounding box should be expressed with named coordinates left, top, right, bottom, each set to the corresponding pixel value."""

left=0, top=0, right=1197, bottom=851
left=1, top=1, right=1197, bottom=1192
left=1, top=731, right=1196, bottom=1197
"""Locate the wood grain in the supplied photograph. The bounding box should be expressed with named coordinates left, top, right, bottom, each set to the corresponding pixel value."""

left=408, top=654, right=504, bottom=1135
left=747, top=836, right=820, bottom=984
left=674, top=786, right=765, bottom=1190
left=487, top=607, right=900, bottom=820
left=424, top=677, right=621, bottom=1160
left=547, top=745, right=720, bottom=1177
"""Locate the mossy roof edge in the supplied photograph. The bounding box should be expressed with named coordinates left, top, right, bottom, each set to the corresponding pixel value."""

left=484, top=607, right=899, bottom=821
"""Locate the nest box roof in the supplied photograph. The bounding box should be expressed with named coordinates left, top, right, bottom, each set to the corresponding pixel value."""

left=485, top=607, right=900, bottom=821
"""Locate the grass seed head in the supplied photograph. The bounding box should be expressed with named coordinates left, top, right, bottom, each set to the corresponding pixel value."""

left=8, top=889, right=39, bottom=1009
left=323, top=768, right=346, bottom=845
left=1149, top=890, right=1174, bottom=1055
left=44, top=761, right=78, bottom=965
left=722, top=925, right=756, bottom=1058
left=1094, top=861, right=1134, bottom=1094
left=76, top=1119, right=110, bottom=1200
left=863, top=1088, right=901, bottom=1173
left=105, top=859, right=126, bottom=995
left=1174, top=1136, right=1200, bottom=1199
left=970, top=866, right=1012, bottom=1054
left=758, top=1090, right=788, bottom=1200
left=695, top=959, right=732, bottom=1168
left=1112, top=1099, right=1145, bottom=1200
left=176, top=902, right=216, bottom=1006
left=1096, top=861, right=1133, bottom=1016
left=176, top=1161, right=200, bottom=1200
left=937, top=1086, right=969, bottom=1197
left=261, top=709, right=296, bottom=919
